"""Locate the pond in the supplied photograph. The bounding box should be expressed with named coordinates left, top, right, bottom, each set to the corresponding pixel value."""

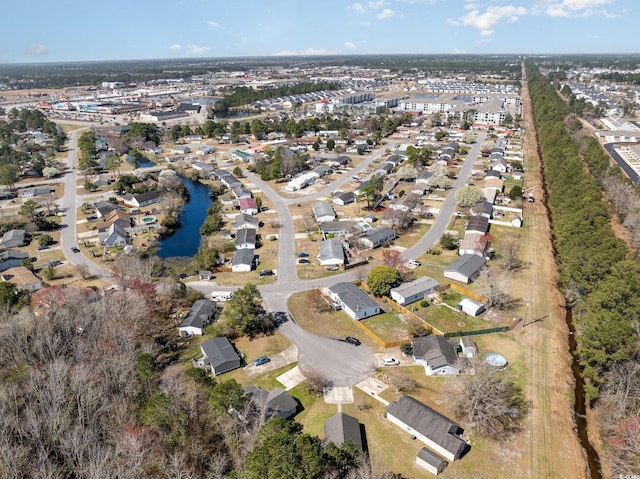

left=156, top=176, right=211, bottom=259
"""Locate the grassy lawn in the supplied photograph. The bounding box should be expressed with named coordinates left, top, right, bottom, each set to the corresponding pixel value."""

left=288, top=291, right=385, bottom=350
left=289, top=382, right=337, bottom=438
left=362, top=311, right=411, bottom=343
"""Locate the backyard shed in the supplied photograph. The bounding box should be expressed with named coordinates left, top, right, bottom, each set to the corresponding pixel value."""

left=457, top=298, right=485, bottom=317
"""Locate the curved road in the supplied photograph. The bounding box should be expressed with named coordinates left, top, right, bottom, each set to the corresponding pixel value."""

left=190, top=133, right=485, bottom=386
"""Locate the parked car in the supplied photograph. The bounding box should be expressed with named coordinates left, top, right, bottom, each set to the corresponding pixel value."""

left=298, top=252, right=310, bottom=257
left=325, top=265, right=339, bottom=271
left=259, top=269, right=274, bottom=277
left=71, top=246, right=80, bottom=253
left=408, top=260, right=421, bottom=267
left=298, top=258, right=310, bottom=264
left=36, top=245, right=49, bottom=251
left=344, top=336, right=361, bottom=346
left=254, top=356, right=270, bottom=366
left=383, top=358, right=400, bottom=366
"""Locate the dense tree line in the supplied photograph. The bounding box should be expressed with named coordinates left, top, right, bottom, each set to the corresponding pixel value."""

left=527, top=61, right=640, bottom=475
left=213, top=82, right=340, bottom=113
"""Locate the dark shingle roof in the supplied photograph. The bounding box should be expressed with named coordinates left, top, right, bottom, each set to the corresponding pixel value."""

left=444, top=254, right=486, bottom=278
left=387, top=396, right=467, bottom=459
left=179, top=299, right=216, bottom=330
left=417, top=447, right=446, bottom=469
left=200, top=337, right=241, bottom=374
left=324, top=413, right=363, bottom=450
left=411, top=335, right=459, bottom=370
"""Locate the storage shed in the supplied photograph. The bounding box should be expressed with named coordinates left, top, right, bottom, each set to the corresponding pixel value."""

left=457, top=298, right=485, bottom=317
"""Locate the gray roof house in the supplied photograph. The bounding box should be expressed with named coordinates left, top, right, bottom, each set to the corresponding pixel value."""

left=386, top=396, right=469, bottom=462
left=466, top=215, right=489, bottom=235
left=194, top=337, right=241, bottom=375
left=333, top=191, right=356, bottom=206
left=232, top=214, right=260, bottom=230
left=178, top=299, right=216, bottom=336
left=94, top=200, right=121, bottom=218
left=231, top=248, right=255, bottom=272
left=416, top=447, right=448, bottom=476
left=312, top=202, right=336, bottom=223
left=324, top=413, right=364, bottom=450
left=318, top=237, right=345, bottom=266
left=390, top=277, right=440, bottom=306
left=0, top=229, right=26, bottom=249
left=327, top=282, right=380, bottom=321
left=0, top=249, right=28, bottom=272
left=320, top=221, right=353, bottom=238
left=443, top=254, right=487, bottom=284
left=411, top=335, right=461, bottom=376
left=359, top=226, right=396, bottom=249
left=243, top=386, right=298, bottom=420
left=101, top=222, right=129, bottom=247
left=235, top=228, right=256, bottom=250
left=231, top=185, right=252, bottom=200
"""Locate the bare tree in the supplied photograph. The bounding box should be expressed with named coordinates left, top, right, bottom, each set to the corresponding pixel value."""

left=306, top=289, right=330, bottom=313
left=476, top=268, right=516, bottom=309
left=295, top=212, right=317, bottom=234
left=449, top=362, right=527, bottom=438
left=501, top=234, right=522, bottom=271
left=75, top=263, right=91, bottom=280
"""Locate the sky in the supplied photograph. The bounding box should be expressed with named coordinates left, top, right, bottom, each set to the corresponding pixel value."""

left=0, top=0, right=636, bottom=64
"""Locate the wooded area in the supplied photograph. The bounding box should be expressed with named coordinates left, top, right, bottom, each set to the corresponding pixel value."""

left=527, top=61, right=640, bottom=476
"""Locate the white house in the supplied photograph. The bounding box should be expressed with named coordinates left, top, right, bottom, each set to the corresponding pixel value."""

left=444, top=254, right=486, bottom=284
left=235, top=228, right=256, bottom=250
left=359, top=227, right=396, bottom=249
left=326, top=282, right=380, bottom=321
left=386, top=396, right=469, bottom=462
left=238, top=197, right=258, bottom=215
left=411, top=335, right=461, bottom=376
left=312, top=202, right=336, bottom=223
left=231, top=248, right=254, bottom=272
left=390, top=277, right=440, bottom=306
left=178, top=299, right=216, bottom=336
left=318, top=238, right=345, bottom=266
left=416, top=448, right=447, bottom=476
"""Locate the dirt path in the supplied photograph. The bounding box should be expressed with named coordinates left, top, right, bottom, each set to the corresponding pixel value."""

left=516, top=66, right=589, bottom=478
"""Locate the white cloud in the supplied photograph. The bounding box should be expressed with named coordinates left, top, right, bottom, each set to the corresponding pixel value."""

left=450, top=5, right=527, bottom=36
left=273, top=48, right=333, bottom=56
left=368, top=0, right=386, bottom=9
left=396, top=0, right=439, bottom=4
left=25, top=44, right=48, bottom=56
left=535, top=0, right=615, bottom=17
left=169, top=44, right=182, bottom=51
left=377, top=8, right=396, bottom=19
left=344, top=41, right=357, bottom=50
left=351, top=2, right=367, bottom=13
left=451, top=48, right=466, bottom=54
left=185, top=45, right=212, bottom=57
left=207, top=20, right=220, bottom=29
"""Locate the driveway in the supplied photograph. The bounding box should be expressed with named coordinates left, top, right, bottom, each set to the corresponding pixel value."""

left=243, top=344, right=298, bottom=378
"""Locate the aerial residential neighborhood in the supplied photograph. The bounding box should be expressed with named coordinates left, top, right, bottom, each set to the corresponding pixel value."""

left=1, top=48, right=639, bottom=478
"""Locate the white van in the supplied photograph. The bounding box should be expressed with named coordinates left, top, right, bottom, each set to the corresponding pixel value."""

left=211, top=291, right=233, bottom=302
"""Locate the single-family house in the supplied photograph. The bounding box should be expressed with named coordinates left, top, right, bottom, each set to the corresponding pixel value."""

left=389, top=193, right=421, bottom=212
left=444, top=254, right=486, bottom=284
left=312, top=165, right=332, bottom=177
left=101, top=223, right=129, bottom=247
left=375, top=162, right=394, bottom=176
left=359, top=227, right=396, bottom=249
left=0, top=250, right=28, bottom=272
left=192, top=161, right=215, bottom=175
left=333, top=191, right=356, bottom=206
left=1, top=266, right=42, bottom=292
left=482, top=176, right=503, bottom=193
left=218, top=173, right=242, bottom=189
left=390, top=277, right=440, bottom=306
left=416, top=447, right=448, bottom=476
left=194, top=337, right=241, bottom=375
left=178, top=299, right=216, bottom=336
left=232, top=214, right=260, bottom=230
left=18, top=187, right=52, bottom=198
left=243, top=386, right=298, bottom=420
left=0, top=229, right=26, bottom=249
left=238, top=197, right=258, bottom=215
left=411, top=336, right=461, bottom=376
left=323, top=413, right=364, bottom=451
left=231, top=248, right=255, bottom=272
left=199, top=270, right=213, bottom=280
left=171, top=145, right=190, bottom=154
left=457, top=298, right=485, bottom=317
left=231, top=185, right=252, bottom=200
left=123, top=190, right=159, bottom=208
left=320, top=221, right=353, bottom=238
left=458, top=232, right=483, bottom=256
left=235, top=228, right=256, bottom=250
left=470, top=200, right=493, bottom=219
left=327, top=156, right=350, bottom=168
left=491, top=158, right=510, bottom=173
left=386, top=396, right=469, bottom=462
left=416, top=171, right=433, bottom=186
left=231, top=150, right=253, bottom=163
left=318, top=238, right=345, bottom=266
left=94, top=200, right=121, bottom=218
left=326, top=282, right=380, bottom=321
left=466, top=215, right=489, bottom=235
left=460, top=337, right=478, bottom=358
left=312, top=202, right=336, bottom=223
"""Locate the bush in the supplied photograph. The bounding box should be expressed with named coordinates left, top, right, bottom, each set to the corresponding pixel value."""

left=419, top=300, right=430, bottom=308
